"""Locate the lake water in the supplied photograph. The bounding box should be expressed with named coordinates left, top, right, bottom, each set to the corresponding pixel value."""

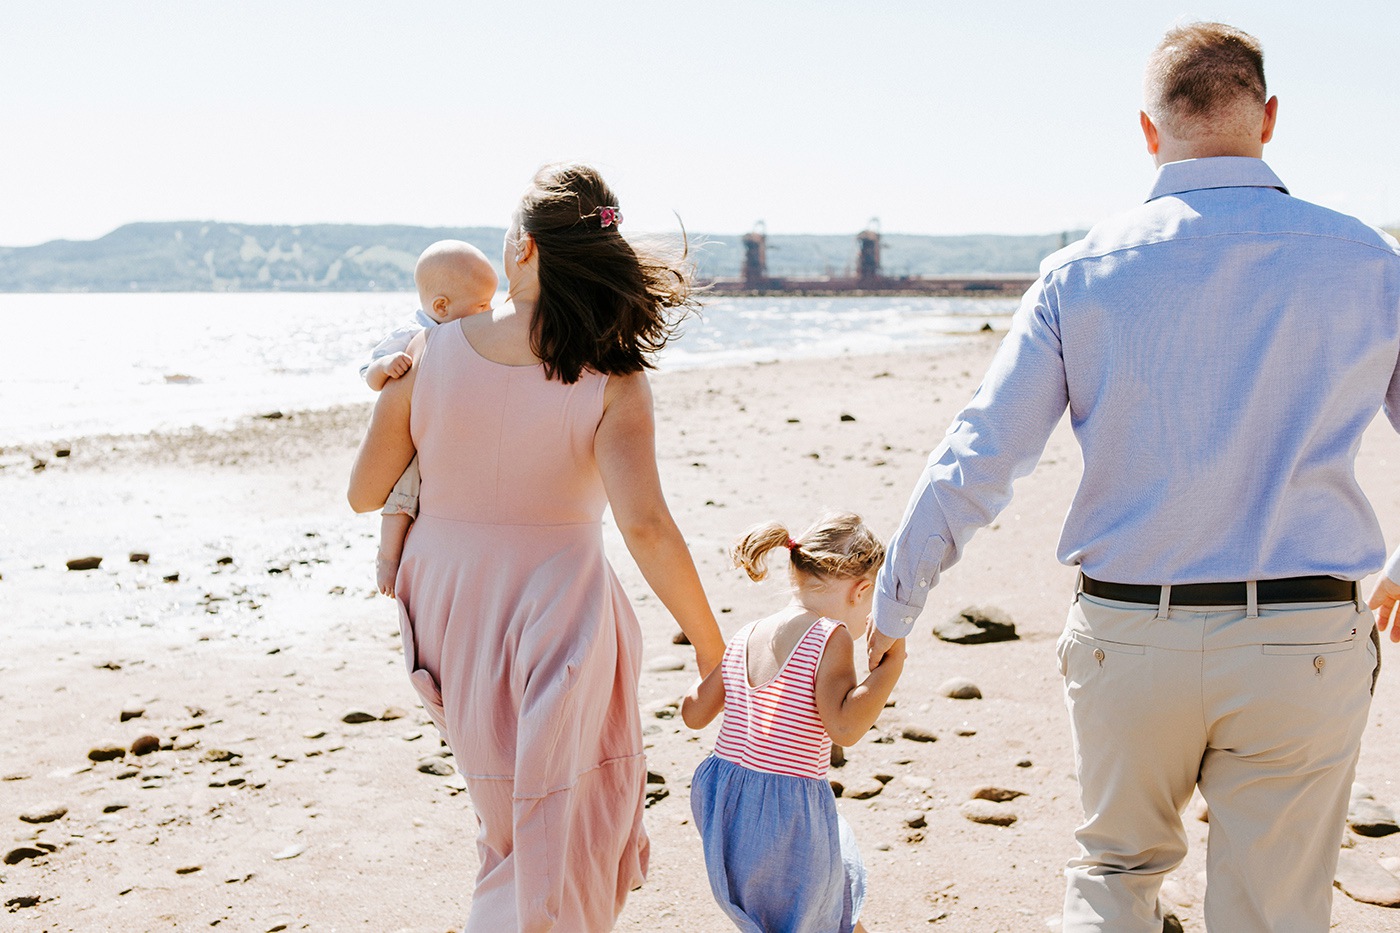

left=0, top=292, right=1015, bottom=443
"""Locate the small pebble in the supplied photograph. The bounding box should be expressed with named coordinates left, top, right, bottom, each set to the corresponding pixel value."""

left=19, top=804, right=68, bottom=824
left=202, top=748, right=241, bottom=763
left=119, top=707, right=146, bottom=722
left=379, top=707, right=408, bottom=721
left=418, top=758, right=454, bottom=776
left=900, top=724, right=938, bottom=743
left=128, top=551, right=150, bottom=563
left=88, top=743, right=126, bottom=762
left=4, top=847, right=45, bottom=865
left=904, top=811, right=927, bottom=829
left=271, top=844, right=305, bottom=861
left=341, top=711, right=377, bottom=724
left=66, top=556, right=103, bottom=571
left=938, top=677, right=982, bottom=700
left=1016, top=758, right=1033, bottom=768
left=130, top=735, right=161, bottom=756
left=175, top=865, right=202, bottom=875
left=844, top=777, right=885, bottom=800
left=960, top=799, right=1018, bottom=826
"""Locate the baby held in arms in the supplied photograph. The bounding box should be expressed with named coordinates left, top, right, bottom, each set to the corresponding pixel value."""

left=361, top=240, right=499, bottom=596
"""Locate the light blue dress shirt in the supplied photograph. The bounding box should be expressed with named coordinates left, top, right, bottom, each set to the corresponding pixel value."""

left=874, top=157, right=1400, bottom=639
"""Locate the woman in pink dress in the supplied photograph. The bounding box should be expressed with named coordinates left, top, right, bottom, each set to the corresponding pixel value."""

left=348, top=163, right=725, bottom=931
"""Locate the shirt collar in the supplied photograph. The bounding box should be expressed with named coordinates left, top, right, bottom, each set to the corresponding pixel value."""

left=414, top=307, right=437, bottom=328
left=1146, top=157, right=1289, bottom=202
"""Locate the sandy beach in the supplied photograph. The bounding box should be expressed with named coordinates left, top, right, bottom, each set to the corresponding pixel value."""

left=3, top=335, right=1399, bottom=932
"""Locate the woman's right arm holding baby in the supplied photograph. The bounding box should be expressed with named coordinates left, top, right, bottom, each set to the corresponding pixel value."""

left=815, top=629, right=906, bottom=747
left=349, top=334, right=425, bottom=511
left=597, top=372, right=726, bottom=676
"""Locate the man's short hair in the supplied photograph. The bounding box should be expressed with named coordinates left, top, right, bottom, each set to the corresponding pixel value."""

left=1145, top=22, right=1266, bottom=136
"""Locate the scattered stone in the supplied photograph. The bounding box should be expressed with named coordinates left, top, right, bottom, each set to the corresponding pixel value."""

left=844, top=778, right=885, bottom=800
left=1349, top=784, right=1400, bottom=837
left=175, top=864, right=202, bottom=875
left=939, top=678, right=983, bottom=700
left=829, top=779, right=844, bottom=797
left=163, top=572, right=180, bottom=583
left=259, top=411, right=285, bottom=420
left=215, top=556, right=234, bottom=566
left=830, top=745, right=846, bottom=768
left=646, top=655, right=687, bottom=673
left=66, top=556, right=103, bottom=571
left=1333, top=849, right=1400, bottom=907
left=1163, top=909, right=1185, bottom=933
left=5, top=895, right=40, bottom=910
left=120, top=707, right=145, bottom=722
left=128, top=551, right=150, bottom=563
left=378, top=707, right=408, bottom=722
left=103, top=802, right=130, bottom=813
left=5, top=846, right=45, bottom=865
left=172, top=736, right=199, bottom=751
left=418, top=758, right=454, bottom=776
left=645, top=699, right=679, bottom=720
left=88, top=743, right=126, bottom=762
left=19, top=804, right=68, bottom=824
left=900, top=775, right=935, bottom=794
left=271, top=844, right=305, bottom=860
left=55, top=447, right=71, bottom=457
left=900, top=724, right=938, bottom=743
left=129, top=734, right=160, bottom=757
left=933, top=606, right=1019, bottom=645
left=1016, top=758, right=1033, bottom=768
left=954, top=726, right=977, bottom=737
left=94, top=661, right=122, bottom=670
left=304, top=729, right=327, bottom=739
left=645, top=784, right=669, bottom=808
left=671, top=630, right=691, bottom=646
left=3, top=772, right=29, bottom=782
left=905, top=810, right=928, bottom=829
left=646, top=770, right=666, bottom=785
left=972, top=786, right=1026, bottom=803
left=341, top=710, right=377, bottom=724
left=202, top=748, right=241, bottom=763
left=840, top=413, right=857, bottom=422
left=959, top=799, right=1018, bottom=826
left=873, top=772, right=895, bottom=785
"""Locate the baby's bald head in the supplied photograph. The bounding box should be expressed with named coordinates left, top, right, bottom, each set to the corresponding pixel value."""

left=415, top=240, right=499, bottom=323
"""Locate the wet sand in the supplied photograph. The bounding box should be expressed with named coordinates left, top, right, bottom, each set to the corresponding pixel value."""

left=3, top=336, right=1398, bottom=931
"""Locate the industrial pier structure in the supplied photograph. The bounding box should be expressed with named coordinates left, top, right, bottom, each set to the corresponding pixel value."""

left=708, top=221, right=1038, bottom=298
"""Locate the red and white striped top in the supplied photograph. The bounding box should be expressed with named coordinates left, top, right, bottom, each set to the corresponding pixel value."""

left=712, top=616, right=843, bottom=780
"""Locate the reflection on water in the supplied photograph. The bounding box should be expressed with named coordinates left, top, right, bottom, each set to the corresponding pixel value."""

left=0, top=292, right=1014, bottom=442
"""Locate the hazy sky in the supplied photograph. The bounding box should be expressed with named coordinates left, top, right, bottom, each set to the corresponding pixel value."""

left=4, top=1, right=1397, bottom=246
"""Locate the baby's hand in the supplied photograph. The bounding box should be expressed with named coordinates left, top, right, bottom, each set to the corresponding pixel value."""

left=382, top=352, right=413, bottom=380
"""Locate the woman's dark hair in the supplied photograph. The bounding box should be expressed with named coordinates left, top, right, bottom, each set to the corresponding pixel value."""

left=517, top=163, right=698, bottom=383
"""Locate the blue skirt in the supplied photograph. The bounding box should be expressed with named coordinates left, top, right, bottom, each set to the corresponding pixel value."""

left=691, top=755, right=866, bottom=933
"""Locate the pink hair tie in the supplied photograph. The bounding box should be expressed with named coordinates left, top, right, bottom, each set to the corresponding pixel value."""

left=786, top=538, right=798, bottom=550
left=598, top=206, right=621, bottom=228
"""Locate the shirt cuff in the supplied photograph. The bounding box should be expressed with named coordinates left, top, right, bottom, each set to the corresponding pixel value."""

left=1385, top=547, right=1400, bottom=584
left=873, top=593, right=920, bottom=639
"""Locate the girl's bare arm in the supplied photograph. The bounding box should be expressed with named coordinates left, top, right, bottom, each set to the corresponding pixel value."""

left=814, top=628, right=906, bottom=747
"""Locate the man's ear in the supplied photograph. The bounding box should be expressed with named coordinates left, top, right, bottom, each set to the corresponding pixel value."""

left=1260, top=95, right=1278, bottom=145
left=1140, top=110, right=1160, bottom=155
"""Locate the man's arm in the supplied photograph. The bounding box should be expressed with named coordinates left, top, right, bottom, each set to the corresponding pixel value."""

left=869, top=275, right=1070, bottom=665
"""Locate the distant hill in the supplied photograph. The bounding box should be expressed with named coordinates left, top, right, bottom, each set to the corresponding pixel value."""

left=0, top=222, right=1081, bottom=292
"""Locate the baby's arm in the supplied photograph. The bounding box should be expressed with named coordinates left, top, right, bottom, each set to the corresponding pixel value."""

left=681, top=663, right=726, bottom=729
left=365, top=352, right=414, bottom=392
left=814, top=626, right=906, bottom=747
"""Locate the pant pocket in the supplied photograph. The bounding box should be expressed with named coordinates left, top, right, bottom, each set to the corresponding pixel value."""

left=397, top=598, right=448, bottom=735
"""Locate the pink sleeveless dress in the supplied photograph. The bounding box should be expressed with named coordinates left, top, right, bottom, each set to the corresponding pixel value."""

left=394, top=322, right=647, bottom=932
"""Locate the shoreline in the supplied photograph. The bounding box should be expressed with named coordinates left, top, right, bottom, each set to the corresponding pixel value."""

left=4, top=338, right=1398, bottom=931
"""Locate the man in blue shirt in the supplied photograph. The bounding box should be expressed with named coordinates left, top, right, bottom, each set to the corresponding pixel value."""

left=868, top=22, right=1399, bottom=932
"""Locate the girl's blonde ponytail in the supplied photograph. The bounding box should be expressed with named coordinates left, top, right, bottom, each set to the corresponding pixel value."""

left=729, top=521, right=794, bottom=582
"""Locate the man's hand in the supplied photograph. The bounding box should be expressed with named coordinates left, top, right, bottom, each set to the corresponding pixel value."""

left=1367, top=575, right=1400, bottom=642
left=867, top=626, right=901, bottom=670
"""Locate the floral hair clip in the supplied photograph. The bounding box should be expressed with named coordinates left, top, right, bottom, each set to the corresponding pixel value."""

left=598, top=206, right=622, bottom=228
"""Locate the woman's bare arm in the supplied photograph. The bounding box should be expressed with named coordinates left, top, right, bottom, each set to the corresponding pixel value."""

left=596, top=372, right=725, bottom=675
left=348, top=333, right=425, bottom=512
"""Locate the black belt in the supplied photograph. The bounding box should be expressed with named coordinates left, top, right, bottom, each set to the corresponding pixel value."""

left=1080, top=574, right=1356, bottom=607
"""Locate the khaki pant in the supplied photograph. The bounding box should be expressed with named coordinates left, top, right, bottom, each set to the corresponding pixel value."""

left=1058, top=591, right=1378, bottom=932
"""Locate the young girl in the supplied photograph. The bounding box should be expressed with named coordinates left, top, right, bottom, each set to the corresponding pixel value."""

left=682, top=512, right=906, bottom=933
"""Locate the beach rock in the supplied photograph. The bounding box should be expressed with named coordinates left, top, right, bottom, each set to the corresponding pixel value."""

left=66, top=556, right=103, bottom=571
left=960, top=799, right=1018, bottom=826
left=646, top=770, right=666, bottom=785
left=418, top=758, right=454, bottom=776
left=972, top=786, right=1025, bottom=803
left=1163, top=910, right=1185, bottom=933
left=645, top=783, right=669, bottom=808
left=120, top=707, right=145, bottom=722
left=88, top=743, right=125, bottom=762
left=954, top=726, right=977, bottom=736
left=128, top=551, right=150, bottom=563
left=939, top=677, right=983, bottom=700
left=5, top=895, right=40, bottom=910
left=3, top=772, right=30, bottom=781
left=645, top=699, right=679, bottom=720
left=830, top=745, right=846, bottom=768
left=1016, top=758, right=1034, bottom=768
left=130, top=735, right=161, bottom=756
left=844, top=778, right=885, bottom=800
left=19, top=804, right=68, bottom=824
left=163, top=572, right=180, bottom=583
left=202, top=748, right=241, bottom=763
left=271, top=844, right=305, bottom=860
left=341, top=710, right=377, bottom=724
left=900, top=724, right=938, bottom=743
left=840, top=413, right=857, bottom=422
left=4, top=846, right=46, bottom=865
left=215, top=555, right=234, bottom=566
left=103, top=802, right=130, bottom=813
left=55, top=447, right=71, bottom=457
left=671, top=630, right=691, bottom=645
left=933, top=606, right=1019, bottom=645
left=378, top=707, right=408, bottom=721
left=905, top=810, right=927, bottom=829
left=1349, top=784, right=1399, bottom=837
left=901, top=775, right=935, bottom=794
left=829, top=779, right=844, bottom=797
left=176, top=864, right=202, bottom=874
left=1333, top=849, right=1400, bottom=907
left=646, top=655, right=686, bottom=673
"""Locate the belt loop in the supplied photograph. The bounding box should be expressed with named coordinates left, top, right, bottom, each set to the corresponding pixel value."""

left=1156, top=584, right=1171, bottom=620
left=1246, top=580, right=1259, bottom=619
left=1354, top=581, right=1364, bottom=613
left=1075, top=570, right=1083, bottom=603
